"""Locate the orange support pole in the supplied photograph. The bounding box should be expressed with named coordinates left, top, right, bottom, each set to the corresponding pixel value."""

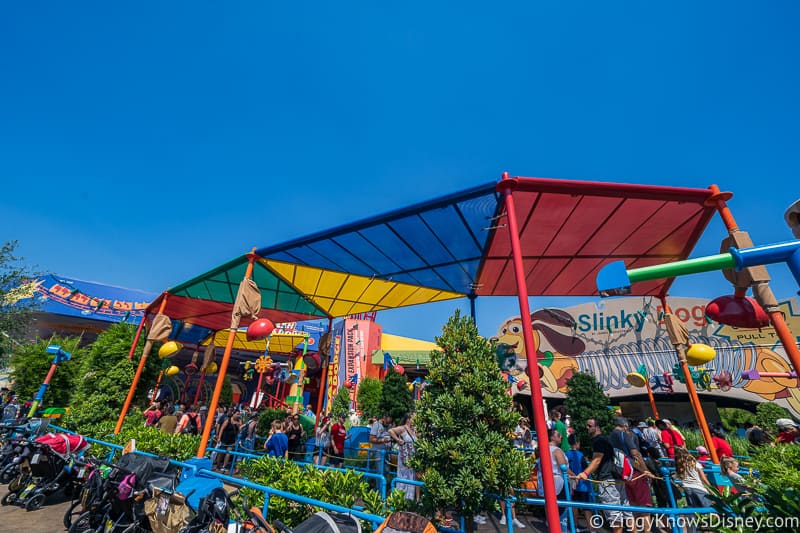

left=196, top=249, right=258, bottom=458
left=645, top=381, right=660, bottom=420
left=115, top=294, right=168, bottom=434
left=498, top=173, right=561, bottom=533
left=662, top=298, right=719, bottom=464
left=127, top=314, right=147, bottom=361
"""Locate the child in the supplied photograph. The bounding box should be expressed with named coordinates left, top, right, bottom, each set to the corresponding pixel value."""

left=565, top=434, right=596, bottom=533
left=696, top=445, right=710, bottom=462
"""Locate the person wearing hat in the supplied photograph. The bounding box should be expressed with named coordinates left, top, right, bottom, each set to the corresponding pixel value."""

left=775, top=418, right=800, bottom=444
left=695, top=446, right=710, bottom=462
left=711, top=427, right=734, bottom=459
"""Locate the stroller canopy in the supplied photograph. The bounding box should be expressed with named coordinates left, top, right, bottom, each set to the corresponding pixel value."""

left=35, top=433, right=90, bottom=458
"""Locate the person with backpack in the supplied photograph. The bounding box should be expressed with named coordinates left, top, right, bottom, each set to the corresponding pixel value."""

left=611, top=418, right=652, bottom=533
left=576, top=417, right=633, bottom=533
left=176, top=404, right=202, bottom=435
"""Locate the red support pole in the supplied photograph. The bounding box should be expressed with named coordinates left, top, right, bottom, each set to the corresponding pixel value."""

left=498, top=173, right=561, bottom=533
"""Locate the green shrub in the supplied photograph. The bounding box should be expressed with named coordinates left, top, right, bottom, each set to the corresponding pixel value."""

left=565, top=372, right=614, bottom=455
left=357, top=377, right=382, bottom=420
left=755, top=402, right=791, bottom=434
left=238, top=456, right=389, bottom=528
left=708, top=442, right=800, bottom=532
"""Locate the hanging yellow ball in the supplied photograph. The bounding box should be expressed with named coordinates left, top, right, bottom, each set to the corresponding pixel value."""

left=686, top=343, right=716, bottom=366
left=165, top=366, right=180, bottom=377
left=205, top=362, right=218, bottom=374
left=158, top=341, right=183, bottom=359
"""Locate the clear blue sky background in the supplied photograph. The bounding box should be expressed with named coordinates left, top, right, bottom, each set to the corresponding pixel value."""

left=2, top=2, right=798, bottom=341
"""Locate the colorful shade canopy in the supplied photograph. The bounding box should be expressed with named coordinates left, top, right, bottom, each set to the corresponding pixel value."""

left=146, top=175, right=717, bottom=332
left=372, top=333, right=442, bottom=366
left=200, top=329, right=308, bottom=354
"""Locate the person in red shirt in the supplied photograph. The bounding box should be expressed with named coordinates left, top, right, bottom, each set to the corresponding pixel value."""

left=711, top=427, right=734, bottom=459
left=656, top=419, right=684, bottom=459
left=329, top=413, right=349, bottom=467
left=775, top=418, right=800, bottom=444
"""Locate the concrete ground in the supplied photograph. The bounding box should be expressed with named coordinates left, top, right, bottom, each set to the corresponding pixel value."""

left=0, top=482, right=74, bottom=532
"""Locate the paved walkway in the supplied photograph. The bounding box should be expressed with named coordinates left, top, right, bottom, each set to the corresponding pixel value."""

left=0, top=483, right=74, bottom=532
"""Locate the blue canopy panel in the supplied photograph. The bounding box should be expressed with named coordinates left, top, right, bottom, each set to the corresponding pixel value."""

left=257, top=182, right=499, bottom=295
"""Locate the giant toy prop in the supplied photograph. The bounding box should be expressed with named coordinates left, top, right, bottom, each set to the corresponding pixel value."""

left=597, top=194, right=800, bottom=463
left=27, top=344, right=72, bottom=418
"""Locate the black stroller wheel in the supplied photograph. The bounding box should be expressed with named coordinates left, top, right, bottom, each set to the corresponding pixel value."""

left=0, top=462, right=18, bottom=483
left=64, top=500, right=83, bottom=529
left=1, top=491, right=17, bottom=506
left=68, top=510, right=101, bottom=533
left=25, top=493, right=46, bottom=511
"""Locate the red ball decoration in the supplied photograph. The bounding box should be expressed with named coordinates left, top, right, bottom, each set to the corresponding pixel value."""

left=394, top=365, right=405, bottom=375
left=344, top=381, right=353, bottom=389
left=705, top=295, right=770, bottom=329
left=246, top=318, right=275, bottom=341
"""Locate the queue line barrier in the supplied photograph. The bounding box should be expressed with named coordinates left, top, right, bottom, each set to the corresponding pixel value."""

left=50, top=426, right=386, bottom=529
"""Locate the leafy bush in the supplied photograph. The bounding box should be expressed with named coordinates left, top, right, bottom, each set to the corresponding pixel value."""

left=379, top=368, right=412, bottom=423
left=256, top=408, right=289, bottom=436
left=412, top=310, right=530, bottom=523
left=683, top=429, right=751, bottom=458
left=331, top=387, right=351, bottom=418
left=565, top=372, right=614, bottom=454
left=62, top=323, right=160, bottom=432
left=708, top=442, right=800, bottom=532
left=9, top=335, right=83, bottom=409
left=718, top=407, right=755, bottom=431
left=238, top=456, right=389, bottom=527
left=755, top=402, right=791, bottom=435
left=356, top=377, right=382, bottom=420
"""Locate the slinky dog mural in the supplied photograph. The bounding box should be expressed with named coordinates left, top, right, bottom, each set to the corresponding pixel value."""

left=493, top=296, right=800, bottom=417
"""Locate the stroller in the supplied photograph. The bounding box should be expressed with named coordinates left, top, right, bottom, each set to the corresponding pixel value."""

left=88, top=453, right=179, bottom=533
left=274, top=510, right=361, bottom=533
left=1, top=432, right=90, bottom=511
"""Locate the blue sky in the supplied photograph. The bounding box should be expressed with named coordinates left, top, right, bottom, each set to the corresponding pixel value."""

left=2, top=2, right=798, bottom=342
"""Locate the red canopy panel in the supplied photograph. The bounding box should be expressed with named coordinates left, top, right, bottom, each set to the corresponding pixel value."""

left=479, top=176, right=716, bottom=297
left=147, top=294, right=325, bottom=332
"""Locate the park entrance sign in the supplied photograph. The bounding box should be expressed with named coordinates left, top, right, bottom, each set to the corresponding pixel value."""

left=494, top=296, right=800, bottom=417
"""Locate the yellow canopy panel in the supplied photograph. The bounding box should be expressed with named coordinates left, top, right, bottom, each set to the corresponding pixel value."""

left=372, top=333, right=441, bottom=366
left=262, top=258, right=465, bottom=317
left=201, top=329, right=307, bottom=353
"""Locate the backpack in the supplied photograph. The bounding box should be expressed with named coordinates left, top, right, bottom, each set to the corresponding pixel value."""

left=182, top=414, right=200, bottom=435
left=609, top=429, right=635, bottom=481
left=612, top=447, right=635, bottom=481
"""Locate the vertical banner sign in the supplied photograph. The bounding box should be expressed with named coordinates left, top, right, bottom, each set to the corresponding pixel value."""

left=325, top=333, right=341, bottom=413
left=344, top=321, right=359, bottom=398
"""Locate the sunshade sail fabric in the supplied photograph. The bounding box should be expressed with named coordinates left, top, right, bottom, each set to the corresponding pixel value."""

left=264, top=259, right=465, bottom=316
left=150, top=176, right=718, bottom=332
left=200, top=329, right=307, bottom=354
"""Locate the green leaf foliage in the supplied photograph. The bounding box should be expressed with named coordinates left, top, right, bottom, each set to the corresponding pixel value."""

left=62, top=322, right=159, bottom=433
left=564, top=372, right=614, bottom=453
left=755, top=402, right=791, bottom=434
left=9, top=335, right=83, bottom=409
left=357, top=377, right=383, bottom=420
left=718, top=407, right=756, bottom=432
left=379, top=368, right=412, bottom=422
left=238, top=457, right=386, bottom=528
left=331, top=386, right=351, bottom=418
left=411, top=310, right=530, bottom=521
left=0, top=241, right=42, bottom=368
left=707, top=443, right=800, bottom=532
